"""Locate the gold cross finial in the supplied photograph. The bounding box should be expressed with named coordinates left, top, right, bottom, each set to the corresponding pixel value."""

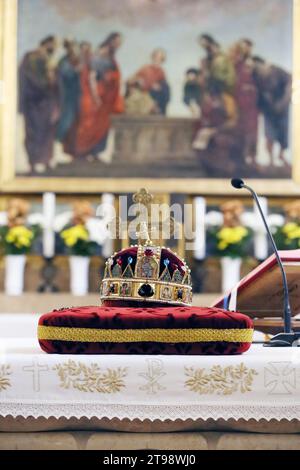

left=133, top=188, right=177, bottom=244
left=132, top=188, right=153, bottom=208
left=133, top=189, right=153, bottom=245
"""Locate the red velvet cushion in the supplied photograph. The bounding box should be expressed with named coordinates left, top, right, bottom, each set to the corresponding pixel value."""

left=38, top=306, right=253, bottom=355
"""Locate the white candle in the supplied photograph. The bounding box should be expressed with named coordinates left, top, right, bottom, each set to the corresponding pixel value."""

left=101, top=193, right=115, bottom=258
left=43, top=192, right=56, bottom=258
left=194, top=197, right=206, bottom=260
left=254, top=196, right=268, bottom=260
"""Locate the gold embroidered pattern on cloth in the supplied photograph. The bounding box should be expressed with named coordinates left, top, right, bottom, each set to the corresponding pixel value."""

left=139, top=359, right=166, bottom=394
left=53, top=360, right=127, bottom=393
left=184, top=363, right=258, bottom=396
left=0, top=365, right=11, bottom=391
left=38, top=326, right=253, bottom=343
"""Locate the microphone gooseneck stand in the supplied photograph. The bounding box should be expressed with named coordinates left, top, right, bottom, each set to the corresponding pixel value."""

left=231, top=178, right=300, bottom=347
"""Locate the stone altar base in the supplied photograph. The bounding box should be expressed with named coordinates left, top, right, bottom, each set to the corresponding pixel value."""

left=0, top=431, right=299, bottom=450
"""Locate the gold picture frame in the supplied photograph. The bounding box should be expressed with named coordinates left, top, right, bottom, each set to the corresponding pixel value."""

left=0, top=0, right=300, bottom=195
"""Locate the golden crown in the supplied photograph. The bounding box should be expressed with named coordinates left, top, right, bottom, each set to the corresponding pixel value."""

left=100, top=189, right=192, bottom=306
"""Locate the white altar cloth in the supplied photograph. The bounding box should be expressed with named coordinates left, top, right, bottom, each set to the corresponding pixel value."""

left=0, top=332, right=300, bottom=422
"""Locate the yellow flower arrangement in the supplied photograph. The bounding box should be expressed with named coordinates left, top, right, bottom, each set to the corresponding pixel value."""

left=274, top=221, right=300, bottom=249
left=0, top=223, right=39, bottom=254
left=208, top=224, right=251, bottom=258
left=282, top=223, right=300, bottom=241
left=217, top=226, right=249, bottom=251
left=60, top=223, right=97, bottom=256
left=5, top=226, right=34, bottom=249
left=60, top=224, right=89, bottom=247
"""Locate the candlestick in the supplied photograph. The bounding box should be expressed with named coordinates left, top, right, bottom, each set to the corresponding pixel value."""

left=101, top=193, right=115, bottom=258
left=254, top=196, right=268, bottom=260
left=42, top=192, right=56, bottom=258
left=194, top=197, right=206, bottom=260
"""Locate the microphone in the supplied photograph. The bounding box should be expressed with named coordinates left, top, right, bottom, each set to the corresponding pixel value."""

left=231, top=178, right=299, bottom=347
left=231, top=178, right=245, bottom=189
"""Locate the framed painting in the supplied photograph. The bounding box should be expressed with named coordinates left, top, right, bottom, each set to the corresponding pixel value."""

left=0, top=0, right=300, bottom=194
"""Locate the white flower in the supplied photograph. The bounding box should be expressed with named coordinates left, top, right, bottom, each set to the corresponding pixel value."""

left=241, top=212, right=258, bottom=230
left=0, top=212, right=7, bottom=226
left=267, top=214, right=285, bottom=228
left=27, top=213, right=44, bottom=226
left=86, top=218, right=109, bottom=245
left=53, top=211, right=73, bottom=232
left=205, top=211, right=223, bottom=227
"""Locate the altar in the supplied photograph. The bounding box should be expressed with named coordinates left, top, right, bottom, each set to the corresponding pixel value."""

left=1, top=313, right=300, bottom=450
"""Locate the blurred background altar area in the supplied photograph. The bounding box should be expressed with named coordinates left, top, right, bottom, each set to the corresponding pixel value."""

left=0, top=190, right=297, bottom=316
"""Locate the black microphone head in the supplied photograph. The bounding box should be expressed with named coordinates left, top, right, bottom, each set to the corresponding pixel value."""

left=231, top=178, right=245, bottom=189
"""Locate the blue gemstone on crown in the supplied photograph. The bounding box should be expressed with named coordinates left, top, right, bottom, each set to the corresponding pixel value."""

left=164, top=259, right=170, bottom=266
left=128, top=256, right=133, bottom=264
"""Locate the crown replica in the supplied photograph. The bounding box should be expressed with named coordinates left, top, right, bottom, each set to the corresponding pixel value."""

left=100, top=190, right=192, bottom=307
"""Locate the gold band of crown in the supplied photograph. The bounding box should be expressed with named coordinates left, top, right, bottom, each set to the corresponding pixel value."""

left=100, top=277, right=192, bottom=306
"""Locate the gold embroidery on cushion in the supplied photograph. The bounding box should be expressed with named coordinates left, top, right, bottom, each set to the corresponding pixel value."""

left=184, top=363, right=258, bottom=396
left=53, top=360, right=127, bottom=393
left=0, top=365, right=11, bottom=391
left=38, top=325, right=254, bottom=343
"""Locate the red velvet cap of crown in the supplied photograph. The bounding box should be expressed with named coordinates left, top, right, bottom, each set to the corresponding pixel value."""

left=109, top=246, right=186, bottom=277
